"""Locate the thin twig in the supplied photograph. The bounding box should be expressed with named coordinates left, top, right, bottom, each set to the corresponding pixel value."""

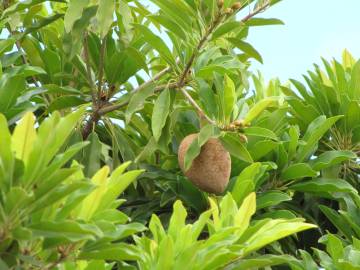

left=176, top=2, right=271, bottom=126
left=179, top=87, right=216, bottom=125
left=98, top=81, right=178, bottom=115
left=82, top=66, right=174, bottom=138
left=83, top=32, right=97, bottom=106
left=132, top=65, right=173, bottom=95
left=82, top=2, right=272, bottom=136
left=97, top=37, right=107, bottom=100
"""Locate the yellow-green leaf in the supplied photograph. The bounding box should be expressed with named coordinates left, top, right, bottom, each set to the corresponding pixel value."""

left=97, top=0, right=115, bottom=38
left=243, top=98, right=278, bottom=125
left=11, top=112, right=36, bottom=164
left=64, top=0, right=89, bottom=33
left=209, top=197, right=220, bottom=231
left=223, top=74, right=236, bottom=124
left=78, top=166, right=110, bottom=220
left=234, top=192, right=256, bottom=235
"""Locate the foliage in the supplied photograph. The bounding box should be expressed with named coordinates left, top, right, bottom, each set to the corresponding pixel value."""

left=0, top=111, right=145, bottom=269
left=0, top=0, right=359, bottom=268
left=134, top=192, right=315, bottom=270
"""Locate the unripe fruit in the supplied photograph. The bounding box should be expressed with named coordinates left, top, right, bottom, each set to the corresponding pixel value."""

left=178, top=134, right=231, bottom=194
left=233, top=119, right=245, bottom=127
left=231, top=2, right=242, bottom=10
left=217, top=0, right=224, bottom=8
left=224, top=7, right=233, bottom=14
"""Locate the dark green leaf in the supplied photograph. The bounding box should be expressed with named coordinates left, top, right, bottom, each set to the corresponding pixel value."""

left=281, top=163, right=317, bottom=182
left=256, top=191, right=292, bottom=210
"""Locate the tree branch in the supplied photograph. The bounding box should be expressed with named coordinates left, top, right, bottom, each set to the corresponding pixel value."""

left=82, top=65, right=173, bottom=139
left=82, top=2, right=272, bottom=137
left=98, top=81, right=179, bottom=115
left=176, top=2, right=271, bottom=126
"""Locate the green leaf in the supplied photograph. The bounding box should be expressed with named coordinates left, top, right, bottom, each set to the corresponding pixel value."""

left=0, top=114, right=14, bottom=189
left=12, top=226, right=32, bottom=241
left=246, top=18, right=284, bottom=26
left=29, top=220, right=101, bottom=242
left=350, top=60, right=360, bottom=99
left=241, top=219, right=316, bottom=256
left=231, top=163, right=264, bottom=205
left=231, top=179, right=254, bottom=207
left=6, top=65, right=46, bottom=77
left=97, top=0, right=115, bottom=38
left=168, top=200, right=187, bottom=239
left=326, top=234, right=344, bottom=261
left=149, top=214, right=166, bottom=243
left=290, top=178, right=357, bottom=195
left=184, top=125, right=220, bottom=171
left=288, top=125, right=300, bottom=160
left=196, top=79, right=218, bottom=119
left=24, top=108, right=86, bottom=185
left=11, top=112, right=36, bottom=165
left=310, top=150, right=356, bottom=171
left=31, top=182, right=93, bottom=213
left=234, top=192, right=256, bottom=235
left=319, top=205, right=354, bottom=240
left=78, top=166, right=110, bottom=220
left=34, top=167, right=80, bottom=200
left=230, top=255, right=297, bottom=270
left=256, top=191, right=292, bottom=210
left=126, top=83, right=155, bottom=123
left=148, top=14, right=187, bottom=40
left=0, top=38, right=15, bottom=57
left=4, top=187, right=31, bottom=214
left=157, top=236, right=174, bottom=269
left=133, top=24, right=175, bottom=65
left=96, top=168, right=144, bottom=212
left=0, top=75, right=25, bottom=114
left=243, top=98, right=277, bottom=125
left=152, top=89, right=171, bottom=141
left=227, top=38, right=263, bottom=63
left=296, top=115, right=342, bottom=162
left=64, top=0, right=89, bottom=32
left=83, top=132, right=102, bottom=178
left=79, top=243, right=139, bottom=261
left=249, top=140, right=278, bottom=160
left=244, top=127, right=278, bottom=140
left=48, top=96, right=87, bottom=112
left=212, top=21, right=243, bottom=40
left=281, top=163, right=317, bottom=182
left=220, top=133, right=253, bottom=163
left=222, top=74, right=236, bottom=124
left=2, top=0, right=65, bottom=18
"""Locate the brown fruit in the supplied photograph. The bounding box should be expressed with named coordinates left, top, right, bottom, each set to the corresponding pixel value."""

left=231, top=2, right=242, bottom=10
left=178, top=134, right=231, bottom=194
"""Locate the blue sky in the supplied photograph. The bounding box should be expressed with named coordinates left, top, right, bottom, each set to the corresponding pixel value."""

left=247, top=0, right=360, bottom=82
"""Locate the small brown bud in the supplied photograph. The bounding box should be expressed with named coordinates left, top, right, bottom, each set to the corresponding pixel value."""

left=239, top=134, right=248, bottom=143
left=217, top=0, right=224, bottom=8
left=231, top=2, right=242, bottom=10
left=233, top=119, right=245, bottom=127
left=229, top=123, right=236, bottom=130
left=224, top=7, right=233, bottom=14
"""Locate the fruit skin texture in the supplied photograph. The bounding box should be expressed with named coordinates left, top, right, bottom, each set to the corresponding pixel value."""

left=178, top=133, right=231, bottom=194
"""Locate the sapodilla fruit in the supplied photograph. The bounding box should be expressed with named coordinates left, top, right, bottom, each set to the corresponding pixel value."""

left=178, top=134, right=231, bottom=194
